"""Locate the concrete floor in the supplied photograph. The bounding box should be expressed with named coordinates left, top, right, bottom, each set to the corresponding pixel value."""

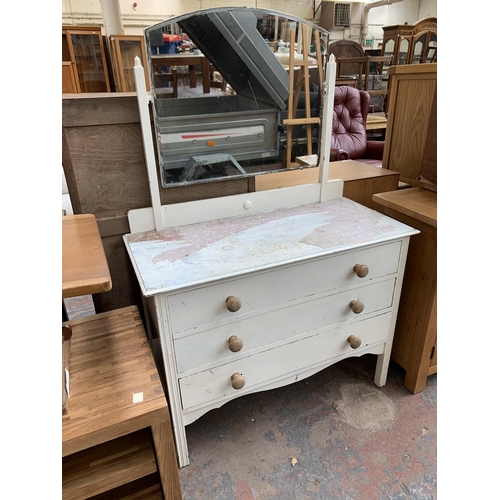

left=62, top=171, right=437, bottom=500
left=177, top=356, right=436, bottom=500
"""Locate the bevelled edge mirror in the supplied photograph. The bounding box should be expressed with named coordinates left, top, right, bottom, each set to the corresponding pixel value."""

left=143, top=7, right=329, bottom=188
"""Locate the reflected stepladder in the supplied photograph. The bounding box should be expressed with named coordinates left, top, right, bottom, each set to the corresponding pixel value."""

left=144, top=8, right=329, bottom=187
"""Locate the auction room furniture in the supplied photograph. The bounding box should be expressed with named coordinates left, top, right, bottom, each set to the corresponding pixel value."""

left=366, top=113, right=388, bottom=131
left=382, top=64, right=437, bottom=185
left=62, top=25, right=111, bottom=93
left=372, top=188, right=436, bottom=394
left=62, top=61, right=79, bottom=93
left=62, top=213, right=113, bottom=414
left=62, top=214, right=112, bottom=299
left=327, top=39, right=364, bottom=67
left=382, top=17, right=437, bottom=65
left=62, top=305, right=182, bottom=499
left=254, top=159, right=398, bottom=211
left=151, top=54, right=211, bottom=94
left=330, top=86, right=384, bottom=167
left=62, top=93, right=254, bottom=313
left=109, top=34, right=150, bottom=92
left=123, top=179, right=417, bottom=467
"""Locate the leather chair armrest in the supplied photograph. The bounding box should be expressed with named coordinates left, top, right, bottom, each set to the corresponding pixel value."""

left=365, top=140, right=384, bottom=160
left=330, top=148, right=350, bottom=162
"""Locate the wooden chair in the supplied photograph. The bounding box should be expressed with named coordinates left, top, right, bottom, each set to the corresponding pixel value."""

left=336, top=56, right=370, bottom=91
left=366, top=55, right=393, bottom=113
left=153, top=68, right=178, bottom=98
left=209, top=63, right=227, bottom=92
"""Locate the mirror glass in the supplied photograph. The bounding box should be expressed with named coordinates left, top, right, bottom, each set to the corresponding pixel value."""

left=144, top=8, right=329, bottom=187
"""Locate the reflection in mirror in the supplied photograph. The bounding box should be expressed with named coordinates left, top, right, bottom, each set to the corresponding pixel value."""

left=144, top=8, right=329, bottom=187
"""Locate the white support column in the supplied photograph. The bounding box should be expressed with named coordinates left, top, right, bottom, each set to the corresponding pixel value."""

left=134, top=56, right=164, bottom=231
left=99, top=0, right=123, bottom=35
left=318, top=54, right=336, bottom=203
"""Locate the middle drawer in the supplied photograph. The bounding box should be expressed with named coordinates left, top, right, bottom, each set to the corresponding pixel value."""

left=174, top=277, right=396, bottom=374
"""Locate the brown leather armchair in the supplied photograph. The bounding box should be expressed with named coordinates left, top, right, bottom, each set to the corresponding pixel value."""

left=330, top=86, right=384, bottom=167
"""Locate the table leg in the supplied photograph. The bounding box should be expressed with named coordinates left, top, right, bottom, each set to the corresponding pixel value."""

left=188, top=65, right=197, bottom=88
left=151, top=415, right=182, bottom=500
left=201, top=58, right=210, bottom=93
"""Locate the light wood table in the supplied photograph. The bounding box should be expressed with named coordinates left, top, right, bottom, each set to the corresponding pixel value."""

left=254, top=159, right=399, bottom=210
left=151, top=53, right=210, bottom=93
left=366, top=113, right=388, bottom=131
left=372, top=187, right=437, bottom=394
left=62, top=305, right=182, bottom=499
left=62, top=214, right=112, bottom=299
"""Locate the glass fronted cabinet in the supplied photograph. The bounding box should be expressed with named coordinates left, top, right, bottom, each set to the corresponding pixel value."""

left=109, top=35, right=150, bottom=92
left=382, top=17, right=437, bottom=66
left=62, top=26, right=111, bottom=93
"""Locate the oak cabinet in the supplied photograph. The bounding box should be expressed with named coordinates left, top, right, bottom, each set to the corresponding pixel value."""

left=382, top=17, right=437, bottom=66
left=62, top=25, right=111, bottom=93
left=109, top=35, right=150, bottom=92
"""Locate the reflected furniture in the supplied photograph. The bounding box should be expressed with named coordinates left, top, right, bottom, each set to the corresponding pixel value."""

left=62, top=25, right=111, bottom=93
left=109, top=34, right=150, bottom=92
left=366, top=113, right=387, bottom=131
left=372, top=188, right=437, bottom=394
left=382, top=64, right=437, bottom=185
left=330, top=86, right=384, bottom=167
left=336, top=55, right=393, bottom=113
left=382, top=17, right=437, bottom=65
left=62, top=305, right=182, bottom=499
left=151, top=54, right=211, bottom=94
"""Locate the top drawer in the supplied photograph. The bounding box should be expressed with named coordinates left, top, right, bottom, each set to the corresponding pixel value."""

left=167, top=240, right=402, bottom=334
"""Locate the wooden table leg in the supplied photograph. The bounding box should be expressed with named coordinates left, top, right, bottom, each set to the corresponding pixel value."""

left=188, top=65, right=197, bottom=88
left=201, top=58, right=210, bottom=93
left=151, top=415, right=182, bottom=500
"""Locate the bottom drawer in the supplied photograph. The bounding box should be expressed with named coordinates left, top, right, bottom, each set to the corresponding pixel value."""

left=179, top=313, right=391, bottom=410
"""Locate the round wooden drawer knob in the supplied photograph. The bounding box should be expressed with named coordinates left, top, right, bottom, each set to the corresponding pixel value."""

left=349, top=299, right=364, bottom=314
left=226, top=295, right=242, bottom=312
left=353, top=264, right=369, bottom=278
left=231, top=372, right=246, bottom=390
left=347, top=335, right=362, bottom=349
left=228, top=335, right=243, bottom=352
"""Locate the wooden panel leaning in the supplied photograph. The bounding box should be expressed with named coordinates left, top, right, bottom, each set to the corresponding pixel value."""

left=62, top=305, right=182, bottom=499
left=382, top=64, right=437, bottom=186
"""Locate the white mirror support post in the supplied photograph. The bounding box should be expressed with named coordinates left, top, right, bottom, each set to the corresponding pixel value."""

left=134, top=56, right=164, bottom=231
left=318, top=54, right=336, bottom=203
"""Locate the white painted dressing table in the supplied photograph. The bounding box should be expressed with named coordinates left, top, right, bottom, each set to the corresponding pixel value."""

left=123, top=190, right=417, bottom=467
left=123, top=56, right=418, bottom=467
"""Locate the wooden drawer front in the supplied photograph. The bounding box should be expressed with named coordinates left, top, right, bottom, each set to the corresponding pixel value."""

left=167, top=241, right=402, bottom=334
left=179, top=313, right=392, bottom=410
left=174, top=278, right=396, bottom=374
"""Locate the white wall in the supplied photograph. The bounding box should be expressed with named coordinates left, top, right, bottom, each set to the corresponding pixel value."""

left=62, top=0, right=436, bottom=42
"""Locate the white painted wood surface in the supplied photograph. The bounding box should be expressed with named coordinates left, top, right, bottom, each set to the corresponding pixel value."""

left=124, top=197, right=414, bottom=296
left=124, top=196, right=417, bottom=467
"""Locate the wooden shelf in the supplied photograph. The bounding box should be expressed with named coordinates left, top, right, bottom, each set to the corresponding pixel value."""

left=62, top=305, right=182, bottom=499
left=87, top=473, right=164, bottom=499
left=63, top=430, right=157, bottom=500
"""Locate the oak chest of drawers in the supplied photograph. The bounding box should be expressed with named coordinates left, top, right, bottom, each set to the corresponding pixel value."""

left=124, top=194, right=417, bottom=467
